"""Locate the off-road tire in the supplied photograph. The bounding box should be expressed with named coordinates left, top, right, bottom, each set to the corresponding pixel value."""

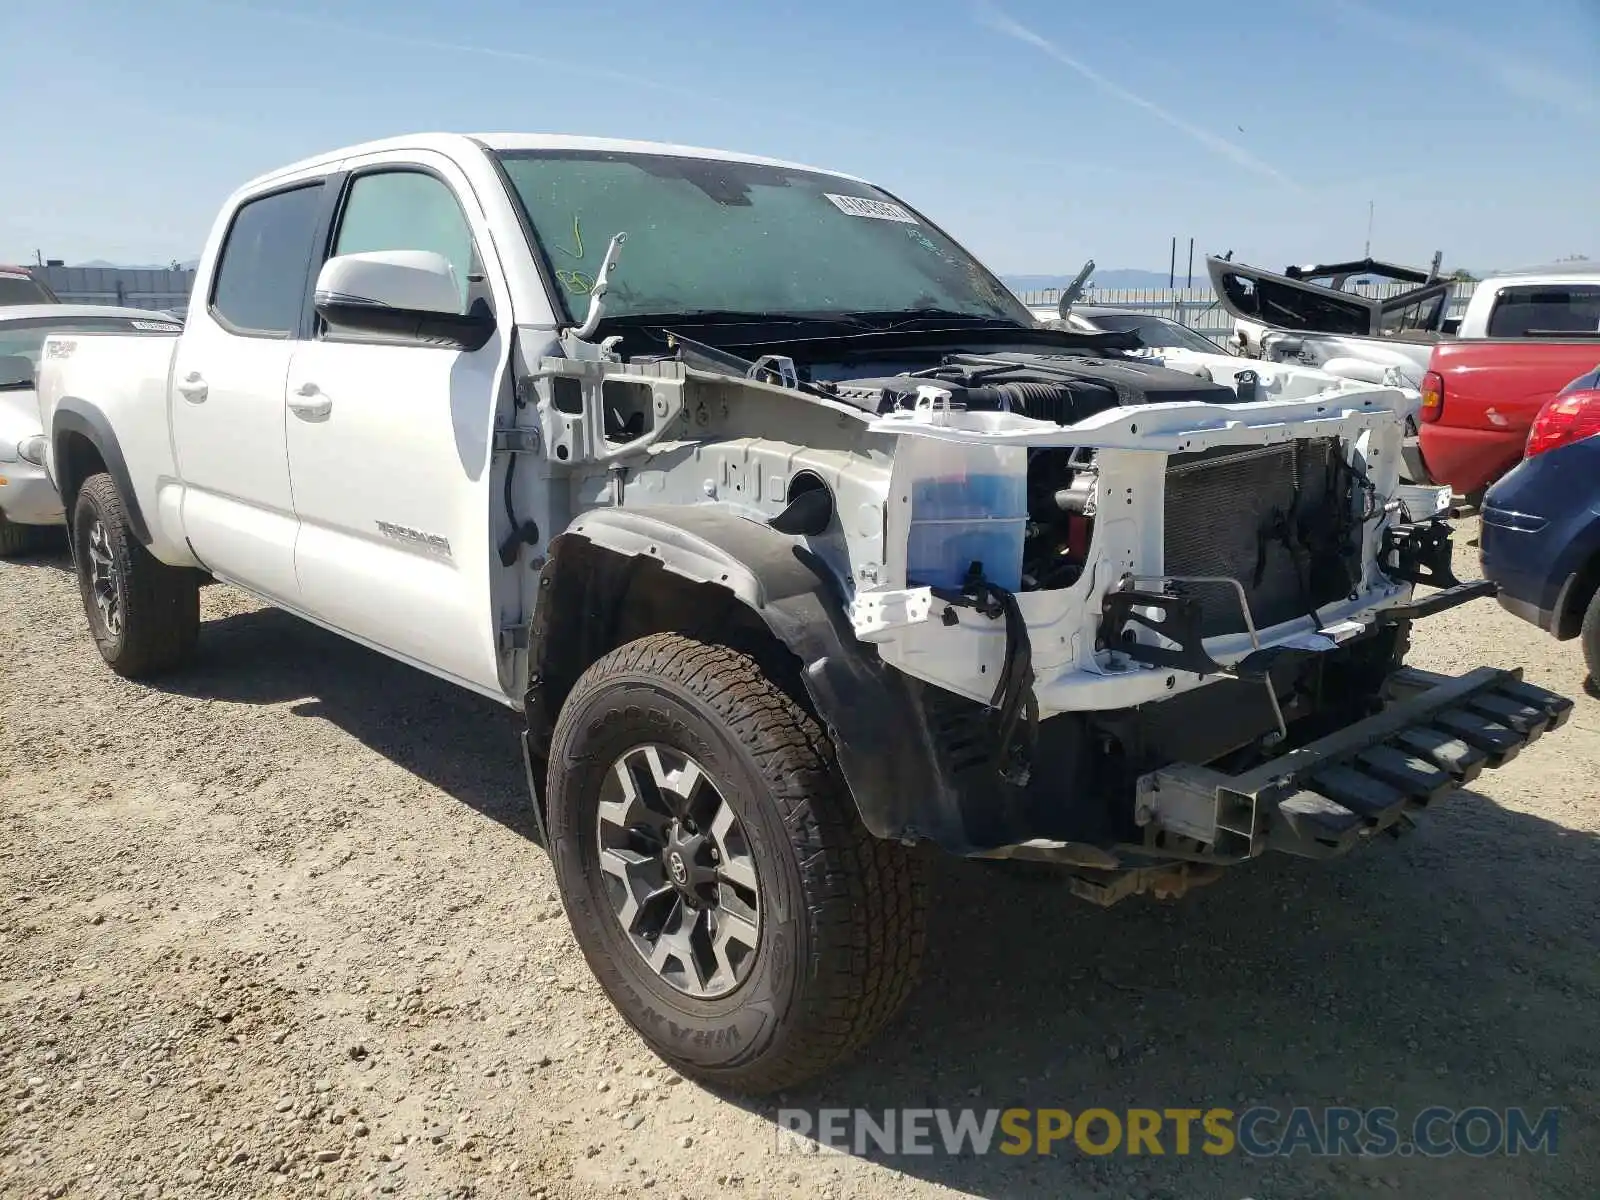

left=1581, top=585, right=1600, bottom=694
left=547, top=632, right=929, bottom=1094
left=0, top=516, right=36, bottom=557
left=71, top=473, right=199, bottom=678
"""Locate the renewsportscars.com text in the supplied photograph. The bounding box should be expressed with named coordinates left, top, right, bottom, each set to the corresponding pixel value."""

left=776, top=1106, right=1559, bottom=1158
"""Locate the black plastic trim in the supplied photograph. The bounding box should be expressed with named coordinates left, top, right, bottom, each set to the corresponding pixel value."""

left=1380, top=519, right=1461, bottom=588
left=1100, top=587, right=1226, bottom=676
left=296, top=170, right=347, bottom=342
left=523, top=507, right=964, bottom=848
left=50, top=400, right=150, bottom=544
left=312, top=298, right=497, bottom=352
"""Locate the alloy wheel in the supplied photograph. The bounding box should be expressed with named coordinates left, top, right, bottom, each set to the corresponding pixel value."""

left=595, top=744, right=761, bottom=998
left=86, top=518, right=122, bottom=637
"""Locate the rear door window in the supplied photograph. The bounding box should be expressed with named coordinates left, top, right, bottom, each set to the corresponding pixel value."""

left=210, top=184, right=326, bottom=336
left=1486, top=285, right=1600, bottom=337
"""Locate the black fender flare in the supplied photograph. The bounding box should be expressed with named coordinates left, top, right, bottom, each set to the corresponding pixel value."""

left=524, top=504, right=971, bottom=848
left=51, top=399, right=151, bottom=544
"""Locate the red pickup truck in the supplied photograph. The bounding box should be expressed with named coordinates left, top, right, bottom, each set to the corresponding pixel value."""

left=1409, top=267, right=1600, bottom=498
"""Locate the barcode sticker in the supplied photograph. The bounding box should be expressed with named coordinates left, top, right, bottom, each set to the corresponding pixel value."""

left=824, top=193, right=918, bottom=223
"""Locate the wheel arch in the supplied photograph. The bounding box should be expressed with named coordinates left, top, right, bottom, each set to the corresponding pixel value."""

left=523, top=505, right=962, bottom=848
left=1553, top=543, right=1600, bottom=641
left=51, top=400, right=150, bottom=544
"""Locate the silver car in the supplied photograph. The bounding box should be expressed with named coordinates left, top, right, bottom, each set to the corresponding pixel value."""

left=0, top=305, right=183, bottom=555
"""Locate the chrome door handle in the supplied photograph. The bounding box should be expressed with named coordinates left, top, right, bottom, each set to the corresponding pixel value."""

left=176, top=371, right=208, bottom=403
left=287, top=381, right=332, bottom=420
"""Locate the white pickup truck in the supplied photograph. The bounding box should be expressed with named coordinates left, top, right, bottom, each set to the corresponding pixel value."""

left=36, top=133, right=1572, bottom=1092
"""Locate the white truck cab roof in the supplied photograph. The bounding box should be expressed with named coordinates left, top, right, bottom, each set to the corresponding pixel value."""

left=239, top=132, right=868, bottom=198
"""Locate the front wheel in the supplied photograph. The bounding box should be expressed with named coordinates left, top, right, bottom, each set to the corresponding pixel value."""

left=71, top=473, right=199, bottom=677
left=547, top=633, right=928, bottom=1094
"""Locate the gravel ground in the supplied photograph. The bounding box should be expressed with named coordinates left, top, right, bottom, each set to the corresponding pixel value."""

left=2, top=521, right=1596, bottom=1200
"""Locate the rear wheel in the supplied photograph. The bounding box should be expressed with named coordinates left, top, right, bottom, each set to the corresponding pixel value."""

left=71, top=473, right=199, bottom=677
left=547, top=633, right=928, bottom=1093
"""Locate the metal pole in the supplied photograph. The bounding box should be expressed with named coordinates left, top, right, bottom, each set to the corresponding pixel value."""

left=1169, top=237, right=1176, bottom=289
left=1186, top=238, right=1194, bottom=289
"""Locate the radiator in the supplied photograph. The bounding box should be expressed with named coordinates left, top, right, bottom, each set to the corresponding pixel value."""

left=1163, top=439, right=1355, bottom=636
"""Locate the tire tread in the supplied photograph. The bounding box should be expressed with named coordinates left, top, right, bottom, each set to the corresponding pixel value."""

left=74, top=473, right=198, bottom=678
left=553, top=632, right=928, bottom=1092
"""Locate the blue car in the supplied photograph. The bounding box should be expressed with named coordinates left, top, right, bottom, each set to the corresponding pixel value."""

left=1480, top=366, right=1600, bottom=686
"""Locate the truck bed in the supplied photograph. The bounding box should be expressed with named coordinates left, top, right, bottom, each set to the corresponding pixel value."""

left=36, top=329, right=184, bottom=556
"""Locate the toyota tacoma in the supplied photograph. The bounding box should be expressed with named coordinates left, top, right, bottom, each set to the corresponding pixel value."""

left=35, top=134, right=1572, bottom=1092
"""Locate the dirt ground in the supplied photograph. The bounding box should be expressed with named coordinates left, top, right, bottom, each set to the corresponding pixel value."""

left=2, top=521, right=1596, bottom=1200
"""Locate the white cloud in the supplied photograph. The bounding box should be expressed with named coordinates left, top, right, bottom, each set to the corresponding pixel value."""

left=976, top=4, right=1300, bottom=189
left=1321, top=0, right=1600, bottom=121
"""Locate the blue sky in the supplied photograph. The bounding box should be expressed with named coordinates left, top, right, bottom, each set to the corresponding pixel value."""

left=3, top=0, right=1595, bottom=275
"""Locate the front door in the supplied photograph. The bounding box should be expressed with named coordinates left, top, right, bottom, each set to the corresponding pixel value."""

left=171, top=180, right=328, bottom=602
left=285, top=155, right=511, bottom=694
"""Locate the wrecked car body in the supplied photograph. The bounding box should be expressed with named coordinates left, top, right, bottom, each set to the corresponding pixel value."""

left=516, top=296, right=1558, bottom=906
left=1212, top=254, right=1455, bottom=387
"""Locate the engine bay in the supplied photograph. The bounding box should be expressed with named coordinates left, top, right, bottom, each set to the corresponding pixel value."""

left=821, top=351, right=1241, bottom=594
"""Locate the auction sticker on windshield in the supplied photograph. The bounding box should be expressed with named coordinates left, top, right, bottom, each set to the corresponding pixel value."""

left=824, top=193, right=918, bottom=223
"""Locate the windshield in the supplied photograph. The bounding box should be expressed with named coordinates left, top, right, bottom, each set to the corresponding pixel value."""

left=1079, top=312, right=1218, bottom=353
left=0, top=315, right=181, bottom=381
left=495, top=151, right=1032, bottom=327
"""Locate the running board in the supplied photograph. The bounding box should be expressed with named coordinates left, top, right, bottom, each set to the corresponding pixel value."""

left=1131, top=667, right=1572, bottom=861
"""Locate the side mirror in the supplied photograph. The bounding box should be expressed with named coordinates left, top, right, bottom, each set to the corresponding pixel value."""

left=314, top=251, right=494, bottom=351
left=0, top=355, right=34, bottom=388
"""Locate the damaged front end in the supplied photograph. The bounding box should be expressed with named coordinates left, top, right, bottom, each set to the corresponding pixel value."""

left=512, top=328, right=1569, bottom=905
left=834, top=372, right=1570, bottom=897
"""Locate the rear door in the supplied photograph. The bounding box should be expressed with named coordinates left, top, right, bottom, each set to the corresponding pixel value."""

left=171, top=180, right=329, bottom=601
left=284, top=152, right=512, bottom=694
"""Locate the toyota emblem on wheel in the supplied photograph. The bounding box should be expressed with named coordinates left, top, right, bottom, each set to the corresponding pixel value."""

left=668, top=851, right=687, bottom=885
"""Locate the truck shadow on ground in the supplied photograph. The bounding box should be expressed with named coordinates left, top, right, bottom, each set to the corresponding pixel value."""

left=752, top=810, right=1598, bottom=1198
left=151, top=601, right=539, bottom=842
left=149, top=603, right=1597, bottom=1200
